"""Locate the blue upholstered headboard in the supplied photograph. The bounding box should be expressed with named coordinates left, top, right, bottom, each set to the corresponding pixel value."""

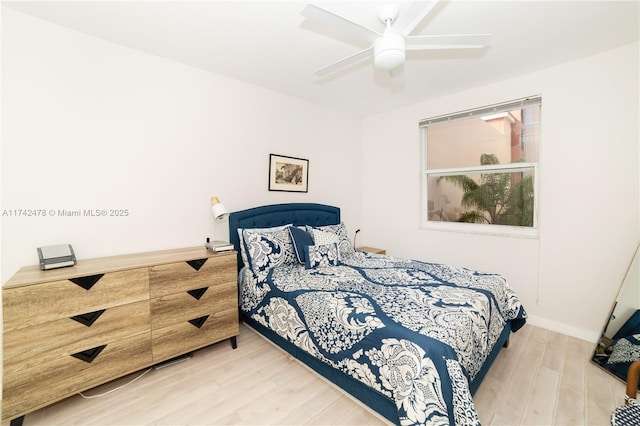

left=228, top=203, right=341, bottom=270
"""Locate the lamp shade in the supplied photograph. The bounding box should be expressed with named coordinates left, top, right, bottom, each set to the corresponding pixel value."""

left=211, top=197, right=228, bottom=222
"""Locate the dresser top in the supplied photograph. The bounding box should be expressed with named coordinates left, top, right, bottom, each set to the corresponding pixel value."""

left=4, top=247, right=236, bottom=289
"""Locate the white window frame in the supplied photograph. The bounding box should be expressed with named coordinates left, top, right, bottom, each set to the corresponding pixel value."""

left=420, top=96, right=541, bottom=238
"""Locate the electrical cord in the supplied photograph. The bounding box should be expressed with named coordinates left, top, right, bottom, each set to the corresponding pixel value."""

left=353, top=229, right=360, bottom=248
left=79, top=368, right=152, bottom=399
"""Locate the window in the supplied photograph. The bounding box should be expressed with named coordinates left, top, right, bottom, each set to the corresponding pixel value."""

left=420, top=96, right=541, bottom=236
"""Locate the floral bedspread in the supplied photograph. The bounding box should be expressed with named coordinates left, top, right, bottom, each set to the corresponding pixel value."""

left=240, top=252, right=526, bottom=425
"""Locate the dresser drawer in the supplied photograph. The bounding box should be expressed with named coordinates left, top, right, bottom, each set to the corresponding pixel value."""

left=150, top=281, right=237, bottom=330
left=2, top=332, right=152, bottom=421
left=148, top=253, right=236, bottom=298
left=3, top=300, right=150, bottom=375
left=3, top=268, right=149, bottom=332
left=151, top=307, right=238, bottom=362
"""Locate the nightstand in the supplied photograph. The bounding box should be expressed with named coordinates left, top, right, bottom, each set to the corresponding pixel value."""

left=356, top=246, right=386, bottom=255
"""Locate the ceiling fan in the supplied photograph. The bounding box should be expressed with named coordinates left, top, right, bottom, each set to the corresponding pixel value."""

left=301, top=1, right=491, bottom=77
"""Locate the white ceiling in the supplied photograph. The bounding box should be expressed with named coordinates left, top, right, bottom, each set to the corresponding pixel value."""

left=4, top=0, right=639, bottom=118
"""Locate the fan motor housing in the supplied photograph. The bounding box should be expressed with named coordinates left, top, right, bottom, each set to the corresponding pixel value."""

left=373, top=32, right=406, bottom=70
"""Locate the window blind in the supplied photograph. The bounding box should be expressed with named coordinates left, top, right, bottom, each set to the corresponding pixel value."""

left=419, top=95, right=542, bottom=128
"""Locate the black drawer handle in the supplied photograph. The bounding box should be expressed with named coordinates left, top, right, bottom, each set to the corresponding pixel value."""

left=71, top=344, right=106, bottom=363
left=186, top=258, right=208, bottom=271
left=70, top=309, right=106, bottom=327
left=187, top=287, right=208, bottom=300
left=188, top=315, right=210, bottom=329
left=69, top=274, right=104, bottom=290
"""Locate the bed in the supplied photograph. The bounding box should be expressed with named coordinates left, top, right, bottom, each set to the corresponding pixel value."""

left=229, top=203, right=526, bottom=425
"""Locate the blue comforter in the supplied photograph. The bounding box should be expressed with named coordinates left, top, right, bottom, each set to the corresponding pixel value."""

left=240, top=252, right=526, bottom=425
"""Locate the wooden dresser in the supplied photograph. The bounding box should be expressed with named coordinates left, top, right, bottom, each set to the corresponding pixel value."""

left=2, top=247, right=238, bottom=425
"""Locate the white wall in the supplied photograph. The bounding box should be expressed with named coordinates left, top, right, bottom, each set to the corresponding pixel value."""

left=0, top=8, right=363, bottom=283
left=360, top=42, right=640, bottom=342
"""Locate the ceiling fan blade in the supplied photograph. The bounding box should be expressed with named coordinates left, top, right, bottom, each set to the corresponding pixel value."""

left=301, top=4, right=381, bottom=45
left=393, top=1, right=440, bottom=36
left=314, top=47, right=372, bottom=77
left=406, top=34, right=492, bottom=50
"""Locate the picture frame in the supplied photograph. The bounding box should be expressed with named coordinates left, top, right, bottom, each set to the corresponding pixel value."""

left=269, top=154, right=309, bottom=193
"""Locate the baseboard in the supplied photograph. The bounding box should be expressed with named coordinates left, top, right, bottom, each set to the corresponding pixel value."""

left=526, top=314, right=601, bottom=343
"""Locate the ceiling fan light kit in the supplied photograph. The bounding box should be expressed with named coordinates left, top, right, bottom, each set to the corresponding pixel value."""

left=373, top=31, right=405, bottom=70
left=301, top=1, right=491, bottom=77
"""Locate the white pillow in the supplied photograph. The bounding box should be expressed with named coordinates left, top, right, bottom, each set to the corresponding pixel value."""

left=306, top=222, right=355, bottom=260
left=311, top=229, right=339, bottom=246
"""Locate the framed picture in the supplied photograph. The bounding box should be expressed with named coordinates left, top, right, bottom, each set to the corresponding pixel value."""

left=269, top=154, right=309, bottom=193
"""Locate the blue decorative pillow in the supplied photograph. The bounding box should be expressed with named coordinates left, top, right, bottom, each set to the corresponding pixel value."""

left=306, top=222, right=355, bottom=260
left=242, top=227, right=297, bottom=273
left=237, top=224, right=291, bottom=267
left=304, top=243, right=339, bottom=270
left=608, top=334, right=640, bottom=364
left=288, top=226, right=314, bottom=263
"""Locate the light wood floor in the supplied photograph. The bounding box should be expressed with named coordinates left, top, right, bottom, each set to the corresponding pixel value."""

left=11, top=322, right=628, bottom=426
